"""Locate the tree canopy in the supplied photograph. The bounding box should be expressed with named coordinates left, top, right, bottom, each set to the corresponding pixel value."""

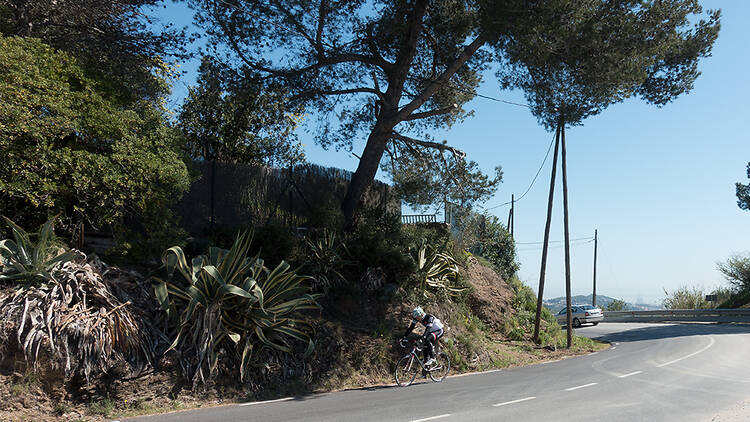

left=0, top=36, right=190, bottom=241
left=0, top=0, right=190, bottom=103
left=490, top=0, right=720, bottom=128
left=178, top=56, right=305, bottom=167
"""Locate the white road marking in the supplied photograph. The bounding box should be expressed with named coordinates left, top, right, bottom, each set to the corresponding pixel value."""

left=611, top=346, right=617, bottom=350
left=589, top=352, right=599, bottom=356
left=618, top=371, right=643, bottom=378
left=411, top=414, right=451, bottom=422
left=565, top=382, right=598, bottom=391
left=493, top=397, right=536, bottom=407
left=655, top=337, right=715, bottom=368
left=542, top=359, right=562, bottom=364
left=239, top=397, right=294, bottom=406
left=450, top=369, right=501, bottom=378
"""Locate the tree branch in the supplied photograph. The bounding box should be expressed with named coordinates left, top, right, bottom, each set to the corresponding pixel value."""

left=404, top=103, right=458, bottom=121
left=292, top=87, right=382, bottom=100
left=395, top=34, right=486, bottom=122
left=390, top=132, right=466, bottom=159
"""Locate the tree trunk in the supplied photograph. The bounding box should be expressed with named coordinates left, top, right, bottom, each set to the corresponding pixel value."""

left=561, top=123, right=573, bottom=348
left=342, top=125, right=393, bottom=230
left=533, top=124, right=561, bottom=343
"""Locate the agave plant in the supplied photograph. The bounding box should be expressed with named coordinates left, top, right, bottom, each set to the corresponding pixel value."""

left=153, top=231, right=320, bottom=386
left=304, top=229, right=353, bottom=291
left=413, top=240, right=464, bottom=295
left=0, top=217, right=75, bottom=283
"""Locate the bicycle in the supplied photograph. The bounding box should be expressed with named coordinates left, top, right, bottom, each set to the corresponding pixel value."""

left=394, top=337, right=450, bottom=387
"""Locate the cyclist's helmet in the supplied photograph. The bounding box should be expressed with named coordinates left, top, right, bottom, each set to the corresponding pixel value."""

left=412, top=306, right=425, bottom=319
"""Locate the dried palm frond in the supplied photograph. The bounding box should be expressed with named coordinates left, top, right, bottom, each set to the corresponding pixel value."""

left=0, top=251, right=150, bottom=381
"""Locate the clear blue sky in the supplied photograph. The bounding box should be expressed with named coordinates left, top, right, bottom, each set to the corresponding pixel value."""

left=154, top=0, right=749, bottom=305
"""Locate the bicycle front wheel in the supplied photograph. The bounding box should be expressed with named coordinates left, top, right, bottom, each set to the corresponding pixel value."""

left=429, top=352, right=450, bottom=382
left=395, top=355, right=418, bottom=387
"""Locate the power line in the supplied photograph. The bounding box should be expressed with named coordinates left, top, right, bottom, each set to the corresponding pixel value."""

left=515, top=236, right=594, bottom=245
left=484, top=129, right=556, bottom=211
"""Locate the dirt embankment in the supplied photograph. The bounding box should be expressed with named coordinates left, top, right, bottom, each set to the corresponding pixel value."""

left=464, top=256, right=514, bottom=332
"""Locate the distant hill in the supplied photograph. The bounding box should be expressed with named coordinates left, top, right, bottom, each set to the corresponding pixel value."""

left=543, top=294, right=661, bottom=313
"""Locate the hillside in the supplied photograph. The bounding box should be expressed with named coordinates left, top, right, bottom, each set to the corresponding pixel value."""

left=0, top=253, right=606, bottom=422
left=543, top=294, right=661, bottom=313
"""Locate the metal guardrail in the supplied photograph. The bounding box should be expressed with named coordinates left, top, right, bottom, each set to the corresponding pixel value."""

left=604, top=309, right=750, bottom=323
left=401, top=214, right=437, bottom=224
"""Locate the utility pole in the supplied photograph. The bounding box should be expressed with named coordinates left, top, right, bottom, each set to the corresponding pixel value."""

left=561, top=121, right=573, bottom=349
left=533, top=124, right=561, bottom=343
left=506, top=194, right=515, bottom=238
left=593, top=229, right=598, bottom=307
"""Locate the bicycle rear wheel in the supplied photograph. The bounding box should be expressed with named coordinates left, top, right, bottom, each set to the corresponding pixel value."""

left=429, top=352, right=450, bottom=382
left=395, top=355, right=419, bottom=387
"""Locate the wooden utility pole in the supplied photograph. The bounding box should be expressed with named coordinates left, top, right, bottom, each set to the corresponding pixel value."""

left=511, top=194, right=515, bottom=238
left=593, top=229, right=598, bottom=307
left=532, top=124, right=561, bottom=343
left=561, top=122, right=573, bottom=348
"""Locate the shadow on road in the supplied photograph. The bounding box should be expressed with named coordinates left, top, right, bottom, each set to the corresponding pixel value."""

left=588, top=323, right=750, bottom=343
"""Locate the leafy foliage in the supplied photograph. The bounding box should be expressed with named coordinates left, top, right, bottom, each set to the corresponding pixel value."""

left=605, top=299, right=627, bottom=312
left=458, top=212, right=518, bottom=281
left=736, top=162, right=750, bottom=211
left=178, top=56, right=305, bottom=167
left=0, top=217, right=74, bottom=284
left=153, top=232, right=320, bottom=386
left=0, top=251, right=149, bottom=381
left=0, top=36, right=190, bottom=238
left=662, top=285, right=709, bottom=310
left=490, top=0, right=721, bottom=129
left=717, top=254, right=750, bottom=293
left=0, top=0, right=190, bottom=103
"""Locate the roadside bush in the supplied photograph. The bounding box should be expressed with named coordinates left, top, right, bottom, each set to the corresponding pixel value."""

left=605, top=298, right=627, bottom=311
left=662, top=285, right=709, bottom=309
left=153, top=231, right=320, bottom=387
left=717, top=254, right=750, bottom=293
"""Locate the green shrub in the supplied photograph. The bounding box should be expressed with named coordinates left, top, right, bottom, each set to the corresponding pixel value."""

left=153, top=231, right=320, bottom=386
left=662, top=285, right=709, bottom=309
left=303, top=229, right=353, bottom=291
left=0, top=217, right=74, bottom=284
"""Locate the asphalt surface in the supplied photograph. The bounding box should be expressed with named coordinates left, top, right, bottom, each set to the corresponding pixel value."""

left=125, top=323, right=750, bottom=422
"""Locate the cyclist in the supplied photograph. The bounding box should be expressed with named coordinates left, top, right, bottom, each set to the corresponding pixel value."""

left=402, top=306, right=444, bottom=367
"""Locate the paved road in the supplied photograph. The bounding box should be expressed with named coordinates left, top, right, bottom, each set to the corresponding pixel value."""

left=126, top=323, right=750, bottom=422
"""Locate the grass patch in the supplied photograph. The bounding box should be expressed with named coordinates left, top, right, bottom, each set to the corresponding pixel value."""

left=88, top=396, right=115, bottom=417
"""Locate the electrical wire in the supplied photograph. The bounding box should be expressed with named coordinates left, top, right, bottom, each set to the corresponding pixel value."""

left=483, top=129, right=556, bottom=211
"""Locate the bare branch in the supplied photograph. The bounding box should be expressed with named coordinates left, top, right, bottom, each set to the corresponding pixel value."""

left=404, top=103, right=458, bottom=121
left=390, top=132, right=466, bottom=159
left=269, top=0, right=323, bottom=54
left=292, top=87, right=382, bottom=100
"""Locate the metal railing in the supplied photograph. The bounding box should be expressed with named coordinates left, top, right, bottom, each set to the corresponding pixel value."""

left=604, top=309, right=750, bottom=323
left=401, top=214, right=437, bottom=224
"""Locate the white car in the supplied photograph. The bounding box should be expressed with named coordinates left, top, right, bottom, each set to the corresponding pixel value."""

left=556, top=305, right=603, bottom=327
